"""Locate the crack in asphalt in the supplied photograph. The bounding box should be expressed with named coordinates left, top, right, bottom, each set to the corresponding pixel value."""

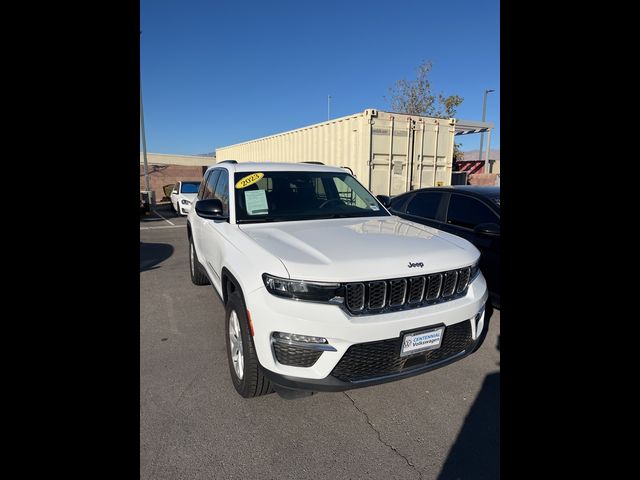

left=344, top=392, right=423, bottom=480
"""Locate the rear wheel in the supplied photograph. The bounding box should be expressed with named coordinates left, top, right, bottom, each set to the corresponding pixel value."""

left=225, top=291, right=273, bottom=398
left=189, top=238, right=209, bottom=285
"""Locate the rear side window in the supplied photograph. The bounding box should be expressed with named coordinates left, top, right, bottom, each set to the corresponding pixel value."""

left=446, top=194, right=499, bottom=229
left=389, top=193, right=413, bottom=213
left=202, top=170, right=221, bottom=200
left=213, top=170, right=229, bottom=215
left=405, top=192, right=444, bottom=219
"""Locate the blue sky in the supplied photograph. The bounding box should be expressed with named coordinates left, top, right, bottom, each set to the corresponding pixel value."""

left=141, top=0, right=499, bottom=155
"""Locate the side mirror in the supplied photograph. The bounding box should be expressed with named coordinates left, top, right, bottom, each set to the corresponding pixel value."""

left=195, top=199, right=228, bottom=220
left=474, top=222, right=500, bottom=238
left=376, top=195, right=391, bottom=208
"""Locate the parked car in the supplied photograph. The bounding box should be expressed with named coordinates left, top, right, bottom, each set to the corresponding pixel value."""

left=380, top=186, right=500, bottom=308
left=171, top=181, right=201, bottom=216
left=187, top=162, right=489, bottom=398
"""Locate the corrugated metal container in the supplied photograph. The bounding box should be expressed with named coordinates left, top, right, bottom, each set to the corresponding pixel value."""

left=215, top=109, right=457, bottom=196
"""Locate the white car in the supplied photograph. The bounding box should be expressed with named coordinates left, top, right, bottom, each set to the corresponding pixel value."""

left=170, top=180, right=200, bottom=216
left=187, top=162, right=489, bottom=398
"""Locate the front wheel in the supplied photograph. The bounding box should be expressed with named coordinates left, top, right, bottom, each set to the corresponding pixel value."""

left=225, top=292, right=273, bottom=398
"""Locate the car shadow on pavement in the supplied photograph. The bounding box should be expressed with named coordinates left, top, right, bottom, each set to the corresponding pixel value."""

left=140, top=241, right=174, bottom=272
left=437, top=372, right=500, bottom=479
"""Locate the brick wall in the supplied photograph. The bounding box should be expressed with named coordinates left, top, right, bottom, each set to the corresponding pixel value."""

left=140, top=164, right=207, bottom=202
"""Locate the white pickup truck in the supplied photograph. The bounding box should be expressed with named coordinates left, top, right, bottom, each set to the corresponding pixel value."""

left=187, top=161, right=489, bottom=398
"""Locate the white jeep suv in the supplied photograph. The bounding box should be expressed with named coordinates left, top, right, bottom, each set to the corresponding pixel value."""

left=187, top=162, right=489, bottom=398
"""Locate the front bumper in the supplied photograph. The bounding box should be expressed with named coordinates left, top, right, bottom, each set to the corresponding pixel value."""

left=244, top=273, right=489, bottom=390
left=179, top=203, right=192, bottom=214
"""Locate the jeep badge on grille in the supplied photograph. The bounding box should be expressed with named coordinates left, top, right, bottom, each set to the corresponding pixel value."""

left=408, top=262, right=424, bottom=268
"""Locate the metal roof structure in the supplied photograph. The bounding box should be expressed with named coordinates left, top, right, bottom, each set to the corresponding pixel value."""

left=453, top=119, right=494, bottom=136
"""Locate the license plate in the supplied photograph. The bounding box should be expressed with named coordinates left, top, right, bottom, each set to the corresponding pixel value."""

left=400, top=327, right=444, bottom=357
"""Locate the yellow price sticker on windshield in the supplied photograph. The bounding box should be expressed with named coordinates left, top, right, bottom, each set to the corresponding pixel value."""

left=235, top=172, right=264, bottom=189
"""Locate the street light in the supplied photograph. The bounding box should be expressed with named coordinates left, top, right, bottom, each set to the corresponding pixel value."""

left=140, top=31, right=153, bottom=206
left=478, top=89, right=495, bottom=167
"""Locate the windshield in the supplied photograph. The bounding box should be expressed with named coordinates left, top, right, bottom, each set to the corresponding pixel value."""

left=180, top=182, right=200, bottom=194
left=234, top=171, right=389, bottom=224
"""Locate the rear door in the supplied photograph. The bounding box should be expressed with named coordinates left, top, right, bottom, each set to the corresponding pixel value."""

left=368, top=116, right=414, bottom=196
left=410, top=119, right=456, bottom=190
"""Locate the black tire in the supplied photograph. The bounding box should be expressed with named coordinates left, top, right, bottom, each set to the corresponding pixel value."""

left=189, top=238, right=209, bottom=285
left=225, top=291, right=273, bottom=398
left=175, top=202, right=181, bottom=216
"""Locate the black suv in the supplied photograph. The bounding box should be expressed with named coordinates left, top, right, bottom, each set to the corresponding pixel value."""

left=381, top=186, right=500, bottom=308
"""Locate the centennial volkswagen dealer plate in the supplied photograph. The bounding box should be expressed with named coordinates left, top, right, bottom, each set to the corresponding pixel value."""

left=400, top=327, right=445, bottom=357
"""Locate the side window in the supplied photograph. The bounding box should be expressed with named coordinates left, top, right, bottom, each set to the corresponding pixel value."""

left=197, top=174, right=209, bottom=200
left=213, top=170, right=229, bottom=215
left=202, top=170, right=221, bottom=200
left=389, top=193, right=414, bottom=213
left=446, top=194, right=498, bottom=229
left=405, top=192, right=444, bottom=219
left=174, top=182, right=180, bottom=194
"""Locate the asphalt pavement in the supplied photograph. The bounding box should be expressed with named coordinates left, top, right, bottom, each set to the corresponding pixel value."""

left=140, top=205, right=500, bottom=480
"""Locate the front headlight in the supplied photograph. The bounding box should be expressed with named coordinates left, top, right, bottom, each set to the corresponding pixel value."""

left=262, top=273, right=344, bottom=303
left=469, top=259, right=481, bottom=283
left=181, top=199, right=192, bottom=205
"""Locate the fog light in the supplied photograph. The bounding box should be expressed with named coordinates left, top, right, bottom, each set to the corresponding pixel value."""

left=272, top=332, right=328, bottom=344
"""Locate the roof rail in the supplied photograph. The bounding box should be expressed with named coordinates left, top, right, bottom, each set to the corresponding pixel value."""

left=301, top=161, right=324, bottom=165
left=218, top=160, right=238, bottom=164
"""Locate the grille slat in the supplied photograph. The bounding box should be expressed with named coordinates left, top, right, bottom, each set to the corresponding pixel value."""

left=345, top=283, right=365, bottom=311
left=425, top=274, right=443, bottom=300
left=441, top=271, right=458, bottom=297
left=388, top=279, right=407, bottom=307
left=331, top=320, right=473, bottom=382
left=457, top=267, right=471, bottom=293
left=408, top=277, right=426, bottom=304
left=368, top=282, right=387, bottom=309
left=343, top=266, right=473, bottom=315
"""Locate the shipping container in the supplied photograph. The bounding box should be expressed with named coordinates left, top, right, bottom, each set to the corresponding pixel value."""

left=215, top=109, right=460, bottom=196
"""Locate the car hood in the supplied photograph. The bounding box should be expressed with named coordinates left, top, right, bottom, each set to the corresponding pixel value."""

left=180, top=193, right=197, bottom=201
left=239, top=216, right=479, bottom=282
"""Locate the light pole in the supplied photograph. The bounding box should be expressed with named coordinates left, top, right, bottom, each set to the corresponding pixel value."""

left=140, top=31, right=152, bottom=205
left=478, top=89, right=495, bottom=168
left=327, top=95, right=331, bottom=121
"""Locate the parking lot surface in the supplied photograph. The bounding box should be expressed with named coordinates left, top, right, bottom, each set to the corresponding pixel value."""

left=140, top=205, right=500, bottom=480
